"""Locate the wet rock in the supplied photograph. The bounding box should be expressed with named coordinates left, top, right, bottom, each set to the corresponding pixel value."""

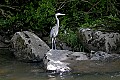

left=43, top=50, right=71, bottom=72
left=43, top=49, right=88, bottom=73
left=90, top=51, right=120, bottom=61
left=78, top=28, right=120, bottom=54
left=11, top=31, right=50, bottom=62
left=0, top=35, right=9, bottom=48
left=43, top=50, right=120, bottom=73
left=71, top=52, right=88, bottom=60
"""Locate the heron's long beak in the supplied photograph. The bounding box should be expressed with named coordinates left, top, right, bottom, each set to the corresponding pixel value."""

left=60, top=14, right=65, bottom=15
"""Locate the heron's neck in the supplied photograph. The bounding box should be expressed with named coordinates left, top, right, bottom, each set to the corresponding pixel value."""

left=56, top=16, right=59, bottom=27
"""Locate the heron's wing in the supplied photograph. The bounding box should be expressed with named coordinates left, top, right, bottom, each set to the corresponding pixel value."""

left=50, top=27, right=54, bottom=37
left=50, top=25, right=59, bottom=38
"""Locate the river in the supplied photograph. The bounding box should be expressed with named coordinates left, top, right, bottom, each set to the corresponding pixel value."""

left=0, top=49, right=120, bottom=80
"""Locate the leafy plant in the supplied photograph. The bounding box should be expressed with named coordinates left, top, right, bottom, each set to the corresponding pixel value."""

left=59, top=28, right=82, bottom=51
left=0, top=0, right=120, bottom=51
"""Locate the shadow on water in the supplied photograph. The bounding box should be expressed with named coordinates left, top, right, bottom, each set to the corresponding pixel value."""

left=0, top=49, right=120, bottom=80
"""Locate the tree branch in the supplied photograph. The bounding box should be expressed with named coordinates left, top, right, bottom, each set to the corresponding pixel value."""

left=81, top=0, right=93, bottom=5
left=0, top=9, right=7, bottom=17
left=57, top=0, right=67, bottom=11
left=87, top=0, right=101, bottom=12
left=0, top=4, right=20, bottom=11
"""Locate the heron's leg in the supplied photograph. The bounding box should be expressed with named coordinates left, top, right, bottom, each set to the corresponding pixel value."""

left=54, top=38, right=56, bottom=50
left=52, top=38, right=54, bottom=49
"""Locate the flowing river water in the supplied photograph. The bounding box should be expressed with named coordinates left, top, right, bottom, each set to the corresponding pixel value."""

left=0, top=49, right=120, bottom=80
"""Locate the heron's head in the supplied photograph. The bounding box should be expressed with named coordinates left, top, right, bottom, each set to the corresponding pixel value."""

left=55, top=13, right=65, bottom=16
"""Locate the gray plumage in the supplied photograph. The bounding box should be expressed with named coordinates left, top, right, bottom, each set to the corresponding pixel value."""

left=50, top=13, right=65, bottom=49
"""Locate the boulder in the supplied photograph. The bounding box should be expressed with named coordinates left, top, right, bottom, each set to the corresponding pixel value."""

left=11, top=31, right=50, bottom=62
left=0, top=35, right=10, bottom=48
left=43, top=49, right=88, bottom=73
left=43, top=50, right=120, bottom=73
left=43, top=50, right=72, bottom=72
left=78, top=28, right=120, bottom=54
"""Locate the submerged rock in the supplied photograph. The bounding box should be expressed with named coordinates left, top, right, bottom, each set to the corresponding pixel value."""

left=79, top=28, right=120, bottom=54
left=11, top=31, right=50, bottom=62
left=90, top=51, right=120, bottom=61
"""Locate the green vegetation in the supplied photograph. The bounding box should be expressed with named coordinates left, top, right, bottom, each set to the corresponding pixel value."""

left=0, top=0, right=120, bottom=51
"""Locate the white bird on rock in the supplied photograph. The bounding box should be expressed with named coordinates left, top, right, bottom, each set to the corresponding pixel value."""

left=50, top=13, right=65, bottom=50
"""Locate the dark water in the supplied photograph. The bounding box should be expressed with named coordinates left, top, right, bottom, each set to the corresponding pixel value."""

left=0, top=49, right=120, bottom=80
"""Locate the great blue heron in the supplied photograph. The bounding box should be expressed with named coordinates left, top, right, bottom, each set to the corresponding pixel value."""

left=50, top=13, right=65, bottom=49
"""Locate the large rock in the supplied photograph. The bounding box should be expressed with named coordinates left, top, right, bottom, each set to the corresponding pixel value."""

left=43, top=49, right=120, bottom=73
left=11, top=31, right=50, bottom=62
left=78, top=28, right=120, bottom=54
left=0, top=35, right=10, bottom=48
left=43, top=49, right=88, bottom=73
left=43, top=50, right=72, bottom=72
